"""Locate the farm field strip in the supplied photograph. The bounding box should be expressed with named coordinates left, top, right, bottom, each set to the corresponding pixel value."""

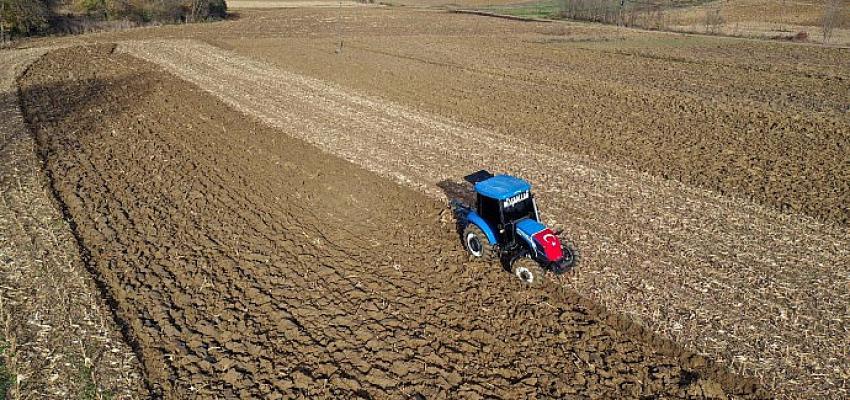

left=337, top=36, right=850, bottom=115
left=119, top=39, right=850, bottom=398
left=0, top=48, right=146, bottom=399
left=16, top=44, right=765, bottom=398
left=224, top=31, right=849, bottom=228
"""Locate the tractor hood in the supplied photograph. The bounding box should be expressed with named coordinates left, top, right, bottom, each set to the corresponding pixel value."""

left=516, top=219, right=563, bottom=262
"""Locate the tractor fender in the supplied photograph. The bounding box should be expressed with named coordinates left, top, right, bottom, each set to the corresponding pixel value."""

left=465, top=211, right=497, bottom=244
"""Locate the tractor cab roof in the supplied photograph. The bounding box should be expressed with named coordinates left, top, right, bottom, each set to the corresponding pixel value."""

left=474, top=175, right=531, bottom=200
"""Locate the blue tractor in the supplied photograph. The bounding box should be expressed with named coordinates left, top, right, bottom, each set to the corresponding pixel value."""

left=452, top=171, right=577, bottom=286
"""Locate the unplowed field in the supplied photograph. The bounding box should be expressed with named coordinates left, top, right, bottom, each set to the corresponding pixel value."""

left=664, top=0, right=850, bottom=44
left=18, top=45, right=762, bottom=399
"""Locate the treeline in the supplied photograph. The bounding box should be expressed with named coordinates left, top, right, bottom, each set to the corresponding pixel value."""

left=556, top=0, right=668, bottom=29
left=0, top=0, right=226, bottom=38
left=0, top=0, right=55, bottom=36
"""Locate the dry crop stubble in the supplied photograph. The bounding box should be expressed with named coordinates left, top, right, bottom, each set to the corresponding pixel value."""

left=119, top=39, right=848, bottom=398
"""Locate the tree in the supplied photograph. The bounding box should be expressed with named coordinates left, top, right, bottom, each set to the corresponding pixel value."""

left=184, top=0, right=226, bottom=22
left=821, top=0, right=842, bottom=44
left=703, top=7, right=724, bottom=35
left=0, top=0, right=225, bottom=38
left=186, top=0, right=203, bottom=22
left=1, top=1, right=6, bottom=44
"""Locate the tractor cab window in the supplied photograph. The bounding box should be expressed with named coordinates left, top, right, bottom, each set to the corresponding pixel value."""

left=478, top=196, right=501, bottom=226
left=503, top=195, right=536, bottom=223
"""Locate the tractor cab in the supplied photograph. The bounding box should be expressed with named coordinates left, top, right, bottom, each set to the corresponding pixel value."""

left=473, top=174, right=539, bottom=242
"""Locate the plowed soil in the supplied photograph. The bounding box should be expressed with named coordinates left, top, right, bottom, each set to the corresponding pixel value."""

left=18, top=45, right=764, bottom=398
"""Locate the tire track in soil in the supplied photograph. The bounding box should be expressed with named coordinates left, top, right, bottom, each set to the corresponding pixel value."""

left=19, top=45, right=764, bottom=398
left=116, top=39, right=849, bottom=399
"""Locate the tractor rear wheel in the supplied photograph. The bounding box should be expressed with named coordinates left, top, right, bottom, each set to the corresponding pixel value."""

left=463, top=224, right=496, bottom=261
left=511, top=256, right=546, bottom=287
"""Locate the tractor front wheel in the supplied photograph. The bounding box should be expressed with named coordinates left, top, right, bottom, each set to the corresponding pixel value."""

left=552, top=242, right=579, bottom=275
left=511, top=256, right=546, bottom=287
left=463, top=224, right=496, bottom=261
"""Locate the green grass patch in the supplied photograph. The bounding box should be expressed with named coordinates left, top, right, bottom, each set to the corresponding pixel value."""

left=0, top=338, right=15, bottom=399
left=483, top=1, right=560, bottom=19
left=76, top=362, right=98, bottom=400
left=663, top=0, right=715, bottom=9
left=479, top=0, right=716, bottom=22
left=75, top=357, right=114, bottom=400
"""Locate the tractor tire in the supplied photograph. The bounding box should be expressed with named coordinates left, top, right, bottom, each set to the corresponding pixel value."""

left=463, top=224, right=496, bottom=261
left=511, top=256, right=546, bottom=287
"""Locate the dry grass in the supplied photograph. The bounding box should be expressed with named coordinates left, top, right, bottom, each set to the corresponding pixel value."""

left=665, top=0, right=850, bottom=45
left=0, top=48, right=146, bottom=400
left=666, top=0, right=848, bottom=27
left=228, top=0, right=368, bottom=8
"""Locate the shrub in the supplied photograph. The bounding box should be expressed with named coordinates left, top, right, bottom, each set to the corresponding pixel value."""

left=820, top=0, right=841, bottom=43
left=703, top=7, right=724, bottom=35
left=0, top=339, right=14, bottom=400
left=792, top=31, right=808, bottom=42
left=207, top=0, right=226, bottom=19
left=75, top=0, right=107, bottom=14
left=139, top=0, right=183, bottom=22
left=0, top=0, right=54, bottom=36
